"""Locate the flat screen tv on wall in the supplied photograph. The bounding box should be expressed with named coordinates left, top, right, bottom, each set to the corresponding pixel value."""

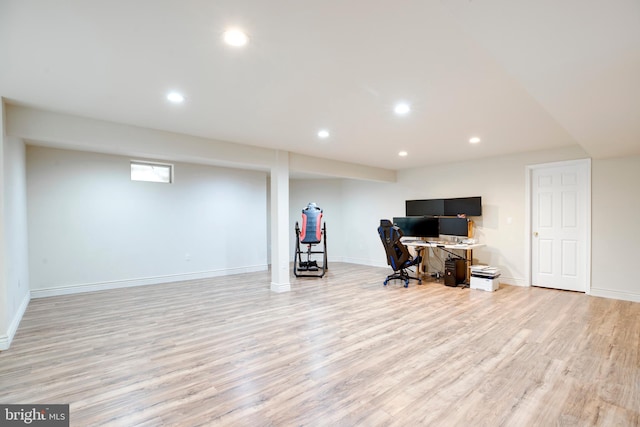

left=405, top=199, right=445, bottom=216
left=444, top=197, right=482, bottom=216
left=406, top=197, right=481, bottom=217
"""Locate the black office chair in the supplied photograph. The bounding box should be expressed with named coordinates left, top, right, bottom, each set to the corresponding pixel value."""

left=294, top=203, right=327, bottom=278
left=377, top=219, right=422, bottom=287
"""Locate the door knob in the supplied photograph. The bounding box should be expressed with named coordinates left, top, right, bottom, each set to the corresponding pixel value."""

left=533, top=232, right=539, bottom=237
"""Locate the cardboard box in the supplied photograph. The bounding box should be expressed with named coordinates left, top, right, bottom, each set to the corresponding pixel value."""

left=470, top=276, right=499, bottom=292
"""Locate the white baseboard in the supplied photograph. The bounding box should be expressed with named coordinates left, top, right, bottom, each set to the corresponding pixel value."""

left=270, top=282, right=291, bottom=293
left=589, top=288, right=640, bottom=303
left=0, top=290, right=31, bottom=351
left=30, top=265, right=268, bottom=299
left=497, top=276, right=529, bottom=287
left=342, top=257, right=387, bottom=269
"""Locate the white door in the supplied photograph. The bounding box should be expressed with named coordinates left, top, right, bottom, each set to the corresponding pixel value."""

left=530, top=160, right=590, bottom=292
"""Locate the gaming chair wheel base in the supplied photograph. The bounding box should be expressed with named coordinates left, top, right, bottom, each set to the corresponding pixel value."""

left=383, top=270, right=421, bottom=288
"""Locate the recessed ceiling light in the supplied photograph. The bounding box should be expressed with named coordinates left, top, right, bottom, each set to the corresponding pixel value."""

left=167, top=92, right=185, bottom=103
left=317, top=130, right=330, bottom=139
left=469, top=137, right=481, bottom=144
left=398, top=151, right=408, bottom=157
left=223, top=29, right=249, bottom=47
left=394, top=103, right=410, bottom=115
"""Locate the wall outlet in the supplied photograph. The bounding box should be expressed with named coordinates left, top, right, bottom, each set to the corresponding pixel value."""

left=185, top=253, right=191, bottom=261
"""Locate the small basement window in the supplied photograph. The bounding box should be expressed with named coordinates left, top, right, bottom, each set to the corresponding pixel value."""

left=131, top=161, right=173, bottom=183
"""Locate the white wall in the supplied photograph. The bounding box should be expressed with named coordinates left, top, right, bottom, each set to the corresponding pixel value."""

left=27, top=146, right=268, bottom=295
left=291, top=146, right=593, bottom=287
left=6, top=105, right=393, bottom=297
left=341, top=179, right=404, bottom=267
left=0, top=131, right=30, bottom=350
left=591, top=155, right=640, bottom=301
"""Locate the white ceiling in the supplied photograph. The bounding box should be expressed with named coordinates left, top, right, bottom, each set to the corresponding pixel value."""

left=1, top=0, right=638, bottom=170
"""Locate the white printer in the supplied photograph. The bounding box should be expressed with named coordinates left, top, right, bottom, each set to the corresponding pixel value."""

left=470, top=265, right=501, bottom=291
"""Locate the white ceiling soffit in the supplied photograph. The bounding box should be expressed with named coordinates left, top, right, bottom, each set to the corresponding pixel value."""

left=0, top=1, right=637, bottom=171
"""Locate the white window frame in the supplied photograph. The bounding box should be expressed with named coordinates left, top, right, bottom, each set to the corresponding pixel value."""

left=130, top=160, right=174, bottom=183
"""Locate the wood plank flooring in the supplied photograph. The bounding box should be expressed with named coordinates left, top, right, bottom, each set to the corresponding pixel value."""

left=1, top=263, right=639, bottom=426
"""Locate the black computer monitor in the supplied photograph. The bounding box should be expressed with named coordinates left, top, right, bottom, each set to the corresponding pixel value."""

left=444, top=197, right=482, bottom=216
left=405, top=199, right=444, bottom=216
left=439, top=217, right=469, bottom=237
left=392, top=216, right=440, bottom=238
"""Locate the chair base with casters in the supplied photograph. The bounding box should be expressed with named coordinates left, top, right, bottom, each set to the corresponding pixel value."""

left=294, top=203, right=328, bottom=278
left=378, top=219, right=422, bottom=288
left=383, top=250, right=422, bottom=287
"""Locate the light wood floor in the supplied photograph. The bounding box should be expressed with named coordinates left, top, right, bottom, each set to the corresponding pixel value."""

left=1, top=263, right=639, bottom=426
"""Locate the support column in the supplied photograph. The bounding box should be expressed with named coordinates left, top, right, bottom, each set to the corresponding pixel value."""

left=270, top=150, right=291, bottom=292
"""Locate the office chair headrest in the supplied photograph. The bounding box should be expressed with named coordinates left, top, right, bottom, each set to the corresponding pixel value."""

left=379, top=219, right=393, bottom=228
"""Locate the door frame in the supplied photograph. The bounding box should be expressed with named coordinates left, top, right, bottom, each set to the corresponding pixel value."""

left=525, top=158, right=592, bottom=293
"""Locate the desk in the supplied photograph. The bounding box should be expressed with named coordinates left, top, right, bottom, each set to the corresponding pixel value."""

left=402, top=239, right=485, bottom=284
